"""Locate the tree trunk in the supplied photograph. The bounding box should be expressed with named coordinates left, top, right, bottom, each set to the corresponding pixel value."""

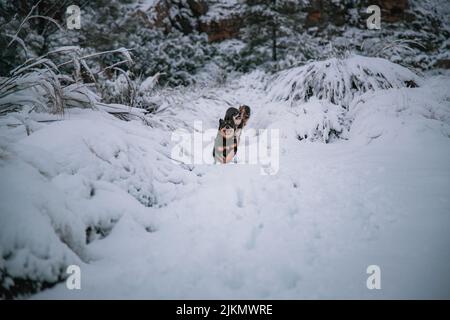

left=272, top=0, right=277, bottom=61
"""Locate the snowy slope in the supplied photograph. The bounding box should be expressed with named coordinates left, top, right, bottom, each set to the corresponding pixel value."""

left=1, top=58, right=450, bottom=299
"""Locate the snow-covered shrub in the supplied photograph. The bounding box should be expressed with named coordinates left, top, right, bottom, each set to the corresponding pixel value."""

left=258, top=97, right=347, bottom=144
left=293, top=98, right=347, bottom=143
left=0, top=46, right=133, bottom=116
left=267, top=55, right=422, bottom=108
left=361, top=38, right=426, bottom=67
left=148, top=32, right=217, bottom=87
left=99, top=72, right=136, bottom=108
left=124, top=26, right=216, bottom=86
left=99, top=72, right=164, bottom=112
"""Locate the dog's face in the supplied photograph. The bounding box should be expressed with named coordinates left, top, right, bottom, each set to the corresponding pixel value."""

left=219, top=118, right=235, bottom=139
left=232, top=113, right=242, bottom=127
left=225, top=108, right=242, bottom=127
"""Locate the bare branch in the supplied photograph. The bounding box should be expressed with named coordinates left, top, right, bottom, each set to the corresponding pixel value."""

left=7, top=0, right=42, bottom=47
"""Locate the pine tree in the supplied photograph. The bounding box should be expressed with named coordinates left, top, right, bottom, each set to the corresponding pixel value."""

left=240, top=0, right=303, bottom=70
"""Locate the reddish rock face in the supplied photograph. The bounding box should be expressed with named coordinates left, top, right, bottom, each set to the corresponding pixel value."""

left=304, top=0, right=346, bottom=29
left=199, top=17, right=243, bottom=43
left=304, top=0, right=412, bottom=28
left=306, top=11, right=321, bottom=26
left=374, top=0, right=409, bottom=23
left=140, top=0, right=413, bottom=41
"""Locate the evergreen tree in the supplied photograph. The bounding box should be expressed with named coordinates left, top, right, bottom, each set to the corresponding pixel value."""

left=240, top=0, right=303, bottom=71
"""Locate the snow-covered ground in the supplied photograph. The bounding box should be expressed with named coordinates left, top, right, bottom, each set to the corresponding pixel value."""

left=1, top=59, right=450, bottom=299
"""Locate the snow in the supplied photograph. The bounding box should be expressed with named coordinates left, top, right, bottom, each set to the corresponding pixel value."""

left=0, top=109, right=191, bottom=296
left=136, top=0, right=159, bottom=12
left=200, top=0, right=242, bottom=23
left=1, top=57, right=450, bottom=299
left=139, top=73, right=163, bottom=93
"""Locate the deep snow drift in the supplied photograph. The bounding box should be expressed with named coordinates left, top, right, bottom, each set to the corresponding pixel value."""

left=1, top=57, right=450, bottom=299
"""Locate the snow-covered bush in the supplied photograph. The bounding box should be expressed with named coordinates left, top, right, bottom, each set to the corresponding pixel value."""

left=267, top=55, right=422, bottom=108
left=145, top=32, right=217, bottom=87
left=0, top=106, right=196, bottom=298
left=293, top=98, right=347, bottom=143
left=0, top=46, right=133, bottom=116
left=257, top=97, right=347, bottom=144
left=99, top=72, right=164, bottom=112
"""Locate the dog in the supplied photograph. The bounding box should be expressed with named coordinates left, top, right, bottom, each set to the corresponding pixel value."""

left=224, top=105, right=251, bottom=144
left=213, top=118, right=238, bottom=164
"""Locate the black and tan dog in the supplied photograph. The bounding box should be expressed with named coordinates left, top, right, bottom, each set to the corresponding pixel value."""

left=213, top=118, right=238, bottom=164
left=224, top=105, right=251, bottom=143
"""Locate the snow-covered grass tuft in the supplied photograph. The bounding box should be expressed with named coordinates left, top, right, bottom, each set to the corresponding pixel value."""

left=0, top=58, right=68, bottom=115
left=99, top=72, right=166, bottom=112
left=267, top=54, right=422, bottom=108
left=0, top=46, right=133, bottom=116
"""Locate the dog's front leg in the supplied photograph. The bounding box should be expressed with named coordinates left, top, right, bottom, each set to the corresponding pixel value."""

left=224, top=150, right=235, bottom=164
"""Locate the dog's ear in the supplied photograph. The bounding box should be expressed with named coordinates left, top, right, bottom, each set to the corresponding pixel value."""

left=219, top=118, right=224, bottom=126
